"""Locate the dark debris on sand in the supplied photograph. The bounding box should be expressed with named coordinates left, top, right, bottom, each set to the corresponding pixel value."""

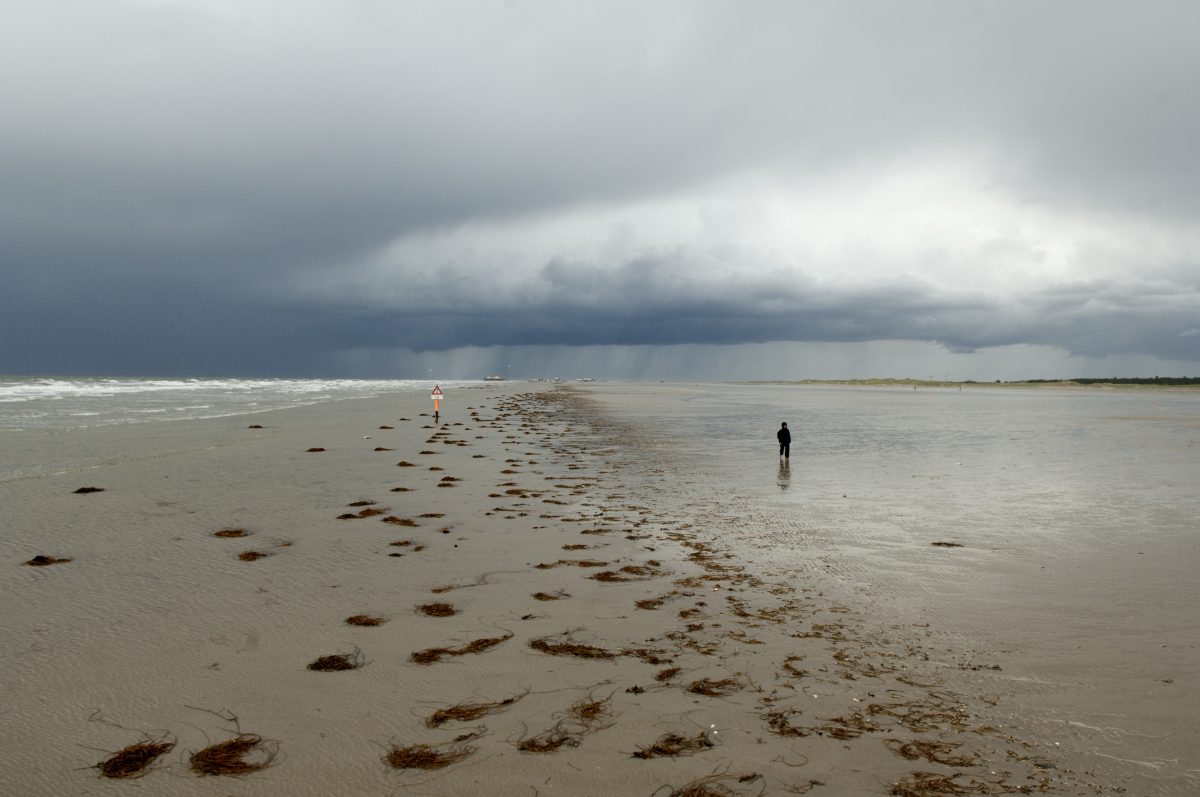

left=95, top=739, right=175, bottom=778
left=345, top=614, right=385, bottom=626
left=385, top=739, right=476, bottom=770
left=410, top=634, right=512, bottom=665
left=687, top=677, right=741, bottom=696
left=631, top=731, right=714, bottom=759
left=426, top=693, right=525, bottom=728
left=307, top=648, right=366, bottom=671
left=665, top=771, right=762, bottom=797
left=189, top=734, right=278, bottom=776
left=25, top=555, right=72, bottom=566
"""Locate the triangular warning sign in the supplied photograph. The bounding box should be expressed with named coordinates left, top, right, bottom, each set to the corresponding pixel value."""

left=431, top=385, right=443, bottom=396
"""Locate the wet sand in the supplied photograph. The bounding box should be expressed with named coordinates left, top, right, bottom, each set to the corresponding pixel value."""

left=1, top=383, right=1138, bottom=795
left=583, top=381, right=1200, bottom=796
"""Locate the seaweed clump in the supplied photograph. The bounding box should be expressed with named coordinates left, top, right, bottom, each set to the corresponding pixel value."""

left=888, top=771, right=991, bottom=796
left=631, top=731, right=713, bottom=759
left=385, top=731, right=482, bottom=770
left=213, top=528, right=248, bottom=538
left=25, top=555, right=72, bottom=566
left=345, top=614, right=385, bottom=627
left=570, top=697, right=611, bottom=725
left=516, top=695, right=614, bottom=753
left=665, top=771, right=761, bottom=796
left=410, top=634, right=512, bottom=665
left=340, top=507, right=386, bottom=519
left=528, top=633, right=670, bottom=665
left=764, top=710, right=809, bottom=738
left=534, top=558, right=608, bottom=569
left=528, top=637, right=619, bottom=660
left=189, top=734, right=278, bottom=776
left=885, top=739, right=978, bottom=767
left=517, top=729, right=579, bottom=753
left=417, top=602, right=457, bottom=617
left=589, top=563, right=662, bottom=583
left=385, top=743, right=471, bottom=770
left=687, top=677, right=741, bottom=696
left=307, top=648, right=366, bottom=671
left=426, top=693, right=525, bottom=728
left=95, top=739, right=175, bottom=778
left=655, top=666, right=681, bottom=682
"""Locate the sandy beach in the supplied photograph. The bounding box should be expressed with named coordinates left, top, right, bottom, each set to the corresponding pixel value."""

left=0, top=383, right=1152, bottom=795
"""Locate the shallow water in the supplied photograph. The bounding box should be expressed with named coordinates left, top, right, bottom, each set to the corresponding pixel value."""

left=585, top=382, right=1200, bottom=794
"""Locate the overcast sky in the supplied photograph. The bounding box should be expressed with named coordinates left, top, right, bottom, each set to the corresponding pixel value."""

left=2, top=0, right=1198, bottom=380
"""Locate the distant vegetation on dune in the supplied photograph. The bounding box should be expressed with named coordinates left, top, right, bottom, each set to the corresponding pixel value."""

left=1019, top=377, right=1200, bottom=386
left=746, top=377, right=1200, bottom=387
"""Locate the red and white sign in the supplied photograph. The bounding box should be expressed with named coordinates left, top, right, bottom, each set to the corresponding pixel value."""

left=431, top=385, right=443, bottom=400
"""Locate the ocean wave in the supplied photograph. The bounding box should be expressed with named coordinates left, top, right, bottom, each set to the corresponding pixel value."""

left=0, top=377, right=477, bottom=430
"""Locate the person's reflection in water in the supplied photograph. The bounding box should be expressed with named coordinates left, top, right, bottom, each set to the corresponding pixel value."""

left=777, top=459, right=790, bottom=491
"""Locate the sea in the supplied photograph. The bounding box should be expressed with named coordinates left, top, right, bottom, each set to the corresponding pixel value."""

left=0, top=376, right=479, bottom=484
left=583, top=382, right=1200, bottom=794
left=0, top=376, right=466, bottom=431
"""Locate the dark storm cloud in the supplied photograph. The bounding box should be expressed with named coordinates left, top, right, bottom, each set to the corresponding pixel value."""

left=2, top=1, right=1198, bottom=375
left=286, top=248, right=1198, bottom=364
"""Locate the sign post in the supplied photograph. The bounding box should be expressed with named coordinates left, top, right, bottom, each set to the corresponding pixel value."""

left=431, top=385, right=443, bottom=422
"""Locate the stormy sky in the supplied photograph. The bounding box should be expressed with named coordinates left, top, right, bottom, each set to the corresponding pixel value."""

left=2, top=0, right=1198, bottom=380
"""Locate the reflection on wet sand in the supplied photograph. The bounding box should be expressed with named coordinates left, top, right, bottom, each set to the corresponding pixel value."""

left=580, top=381, right=1200, bottom=795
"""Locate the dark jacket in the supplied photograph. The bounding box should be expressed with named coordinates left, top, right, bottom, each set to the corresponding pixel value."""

left=777, top=426, right=791, bottom=445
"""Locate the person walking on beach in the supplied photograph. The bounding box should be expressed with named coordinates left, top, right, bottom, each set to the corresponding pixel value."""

left=777, top=421, right=791, bottom=460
